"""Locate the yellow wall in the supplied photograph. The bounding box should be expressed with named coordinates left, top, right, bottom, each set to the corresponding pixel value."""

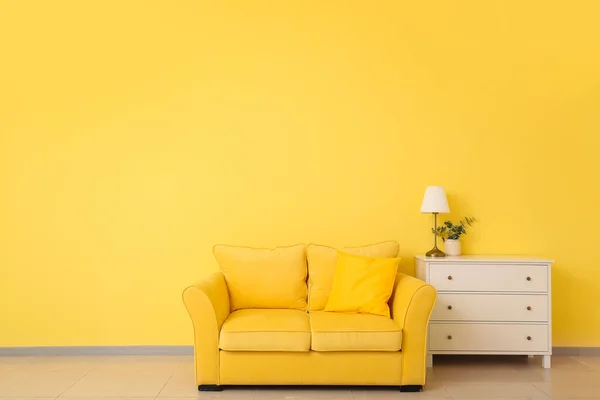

left=1, top=1, right=599, bottom=347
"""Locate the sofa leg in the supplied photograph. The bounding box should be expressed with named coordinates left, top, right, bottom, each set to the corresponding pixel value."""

left=198, top=385, right=223, bottom=392
left=399, top=385, right=423, bottom=392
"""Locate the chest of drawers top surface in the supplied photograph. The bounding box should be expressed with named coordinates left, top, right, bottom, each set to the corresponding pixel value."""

left=415, top=255, right=554, bottom=263
left=415, top=255, right=552, bottom=293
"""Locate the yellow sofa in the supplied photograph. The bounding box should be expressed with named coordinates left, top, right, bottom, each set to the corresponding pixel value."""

left=182, top=242, right=437, bottom=392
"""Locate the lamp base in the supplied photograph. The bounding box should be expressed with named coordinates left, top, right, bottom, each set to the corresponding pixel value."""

left=426, top=246, right=446, bottom=257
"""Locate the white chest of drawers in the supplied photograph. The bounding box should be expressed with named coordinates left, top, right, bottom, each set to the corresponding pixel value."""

left=415, top=255, right=553, bottom=368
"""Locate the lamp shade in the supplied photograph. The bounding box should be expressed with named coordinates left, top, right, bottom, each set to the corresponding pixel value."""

left=420, top=186, right=450, bottom=214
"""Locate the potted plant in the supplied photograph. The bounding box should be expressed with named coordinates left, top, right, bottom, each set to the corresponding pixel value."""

left=433, top=217, right=476, bottom=256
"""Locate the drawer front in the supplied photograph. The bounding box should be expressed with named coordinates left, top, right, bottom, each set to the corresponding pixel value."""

left=432, top=294, right=549, bottom=322
left=429, top=323, right=549, bottom=352
left=429, top=263, right=548, bottom=292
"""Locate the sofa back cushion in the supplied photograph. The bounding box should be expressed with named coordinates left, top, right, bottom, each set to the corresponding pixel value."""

left=213, top=244, right=307, bottom=311
left=306, top=241, right=399, bottom=311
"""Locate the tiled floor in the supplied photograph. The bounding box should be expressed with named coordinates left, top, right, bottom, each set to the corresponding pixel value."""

left=1, top=354, right=600, bottom=399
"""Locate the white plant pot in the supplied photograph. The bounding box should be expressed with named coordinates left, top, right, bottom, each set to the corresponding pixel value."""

left=444, top=239, right=461, bottom=256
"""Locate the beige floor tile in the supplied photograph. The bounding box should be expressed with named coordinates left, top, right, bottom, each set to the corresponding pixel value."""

left=59, top=398, right=155, bottom=400
left=450, top=398, right=538, bottom=400
left=28, top=355, right=107, bottom=363
left=533, top=381, right=600, bottom=397
left=25, top=355, right=107, bottom=374
left=0, top=356, right=31, bottom=373
left=159, top=385, right=256, bottom=399
left=542, top=356, right=594, bottom=371
left=444, top=383, right=549, bottom=398
left=95, top=355, right=192, bottom=364
left=552, top=398, right=600, bottom=400
left=0, top=398, right=54, bottom=400
left=421, top=381, right=453, bottom=397
left=523, top=356, right=590, bottom=371
left=60, top=374, right=174, bottom=398
left=204, top=397, right=257, bottom=400
left=204, top=392, right=257, bottom=399
left=0, top=356, right=31, bottom=364
left=57, top=354, right=186, bottom=398
left=510, top=362, right=596, bottom=384
left=159, top=398, right=208, bottom=400
left=552, top=397, right=600, bottom=400
left=0, top=368, right=88, bottom=398
left=157, top=359, right=256, bottom=399
left=254, top=388, right=353, bottom=399
left=353, top=384, right=449, bottom=399
left=59, top=358, right=178, bottom=398
left=576, top=357, right=600, bottom=371
left=526, top=369, right=600, bottom=384
left=90, top=355, right=185, bottom=372
left=0, top=356, right=104, bottom=398
left=353, top=396, right=448, bottom=400
left=156, top=362, right=207, bottom=398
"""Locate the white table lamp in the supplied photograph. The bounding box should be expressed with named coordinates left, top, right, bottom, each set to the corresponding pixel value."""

left=421, top=186, right=450, bottom=257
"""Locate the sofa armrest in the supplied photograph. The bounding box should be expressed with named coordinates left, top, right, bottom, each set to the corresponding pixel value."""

left=182, top=272, right=230, bottom=385
left=390, top=273, right=437, bottom=385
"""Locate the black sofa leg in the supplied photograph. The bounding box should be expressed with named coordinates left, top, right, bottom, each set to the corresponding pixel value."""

left=198, top=385, right=223, bottom=392
left=399, top=385, right=423, bottom=392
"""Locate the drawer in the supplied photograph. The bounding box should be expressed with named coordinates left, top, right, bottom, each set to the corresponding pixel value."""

left=429, top=263, right=548, bottom=292
left=429, top=323, right=549, bottom=352
left=432, top=294, right=549, bottom=322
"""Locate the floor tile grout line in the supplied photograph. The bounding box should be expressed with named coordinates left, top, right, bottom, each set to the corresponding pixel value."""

left=572, top=355, right=600, bottom=371
left=153, top=360, right=185, bottom=399
left=53, top=367, right=92, bottom=400
left=51, top=356, right=108, bottom=399
left=569, top=354, right=591, bottom=367
left=527, top=380, right=552, bottom=398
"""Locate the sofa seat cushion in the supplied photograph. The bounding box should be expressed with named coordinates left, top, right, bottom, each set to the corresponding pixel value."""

left=309, top=311, right=402, bottom=351
left=220, top=309, right=311, bottom=352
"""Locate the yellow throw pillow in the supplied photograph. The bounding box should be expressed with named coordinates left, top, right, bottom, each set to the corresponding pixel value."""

left=213, top=244, right=307, bottom=311
left=307, top=241, right=399, bottom=311
left=324, top=251, right=400, bottom=318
